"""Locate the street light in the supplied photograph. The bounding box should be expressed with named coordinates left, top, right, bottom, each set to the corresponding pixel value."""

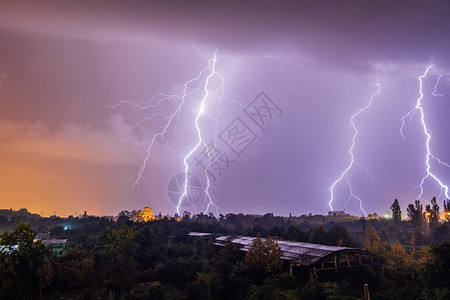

left=425, top=212, right=431, bottom=222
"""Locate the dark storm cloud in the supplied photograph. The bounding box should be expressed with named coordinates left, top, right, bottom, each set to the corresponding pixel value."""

left=1, top=0, right=449, bottom=216
left=2, top=0, right=450, bottom=68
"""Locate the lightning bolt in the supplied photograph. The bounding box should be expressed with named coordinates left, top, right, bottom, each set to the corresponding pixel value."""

left=178, top=50, right=217, bottom=216
left=400, top=64, right=449, bottom=201
left=329, top=71, right=382, bottom=216
left=110, top=49, right=243, bottom=216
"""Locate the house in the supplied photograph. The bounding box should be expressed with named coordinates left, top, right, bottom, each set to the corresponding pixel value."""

left=36, top=229, right=50, bottom=240
left=328, top=211, right=346, bottom=217
left=42, top=239, right=67, bottom=254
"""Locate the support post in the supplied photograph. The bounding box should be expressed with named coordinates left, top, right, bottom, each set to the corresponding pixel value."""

left=364, top=284, right=370, bottom=300
left=309, top=267, right=317, bottom=283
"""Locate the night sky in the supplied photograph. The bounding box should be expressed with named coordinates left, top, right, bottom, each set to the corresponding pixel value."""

left=1, top=0, right=450, bottom=217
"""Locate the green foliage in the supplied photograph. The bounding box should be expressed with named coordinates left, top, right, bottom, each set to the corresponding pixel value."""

left=53, top=249, right=97, bottom=289
left=327, top=226, right=357, bottom=247
left=105, top=225, right=139, bottom=256
left=420, top=242, right=450, bottom=299
left=214, top=237, right=242, bottom=276
left=309, top=225, right=328, bottom=245
left=0, top=223, right=53, bottom=299
left=188, top=269, right=222, bottom=300
left=1, top=204, right=450, bottom=299
left=247, top=284, right=294, bottom=300
left=244, top=235, right=283, bottom=277
left=121, top=281, right=165, bottom=300
left=299, top=281, right=359, bottom=300
left=101, top=225, right=141, bottom=295
left=244, top=274, right=299, bottom=300
left=309, top=225, right=357, bottom=247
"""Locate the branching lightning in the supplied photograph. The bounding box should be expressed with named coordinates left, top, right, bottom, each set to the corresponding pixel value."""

left=110, top=49, right=240, bottom=216
left=179, top=50, right=217, bottom=216
left=400, top=64, right=450, bottom=201
left=328, top=71, right=382, bottom=216
left=431, top=74, right=444, bottom=97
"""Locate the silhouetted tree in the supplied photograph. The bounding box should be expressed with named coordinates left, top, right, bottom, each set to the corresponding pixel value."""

left=407, top=200, right=424, bottom=228
left=308, top=225, right=327, bottom=244
left=326, top=226, right=357, bottom=247
left=390, top=199, right=402, bottom=223
left=425, top=197, right=440, bottom=226
left=444, top=199, right=450, bottom=222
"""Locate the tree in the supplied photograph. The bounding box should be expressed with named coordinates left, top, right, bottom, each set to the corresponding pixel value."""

left=362, top=225, right=381, bottom=251
left=38, top=262, right=53, bottom=300
left=425, top=197, right=440, bottom=226
left=247, top=283, right=290, bottom=300
left=407, top=200, right=424, bottom=228
left=443, top=199, right=450, bottom=222
left=244, top=235, right=283, bottom=277
left=404, top=235, right=426, bottom=280
left=103, top=225, right=140, bottom=295
left=117, top=210, right=131, bottom=224
left=385, top=241, right=406, bottom=272
left=326, top=226, right=357, bottom=247
left=0, top=223, right=53, bottom=299
left=308, top=225, right=327, bottom=245
left=138, top=207, right=155, bottom=222
left=215, top=238, right=242, bottom=276
left=390, top=199, right=402, bottom=223
left=123, top=282, right=166, bottom=300
left=189, top=270, right=222, bottom=300
left=264, top=237, right=284, bottom=274
left=183, top=211, right=192, bottom=219
left=420, top=242, right=450, bottom=299
left=105, top=225, right=139, bottom=255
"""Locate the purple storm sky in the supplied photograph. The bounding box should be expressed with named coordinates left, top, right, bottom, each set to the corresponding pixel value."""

left=0, top=0, right=450, bottom=217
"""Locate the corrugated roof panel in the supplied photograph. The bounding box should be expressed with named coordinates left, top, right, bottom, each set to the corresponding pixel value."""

left=42, top=239, right=67, bottom=244
left=188, top=232, right=212, bottom=237
left=212, top=234, right=358, bottom=266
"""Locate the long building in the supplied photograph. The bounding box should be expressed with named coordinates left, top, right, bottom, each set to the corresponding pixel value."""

left=189, top=232, right=375, bottom=281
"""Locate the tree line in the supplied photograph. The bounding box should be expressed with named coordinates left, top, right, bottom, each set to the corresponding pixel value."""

left=0, top=199, right=449, bottom=299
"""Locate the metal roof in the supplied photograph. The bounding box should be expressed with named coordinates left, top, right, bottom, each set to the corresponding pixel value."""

left=42, top=239, right=67, bottom=244
left=188, top=232, right=212, bottom=237
left=214, top=235, right=358, bottom=266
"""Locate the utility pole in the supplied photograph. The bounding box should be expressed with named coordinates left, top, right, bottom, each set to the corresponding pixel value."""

left=364, top=284, right=370, bottom=300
